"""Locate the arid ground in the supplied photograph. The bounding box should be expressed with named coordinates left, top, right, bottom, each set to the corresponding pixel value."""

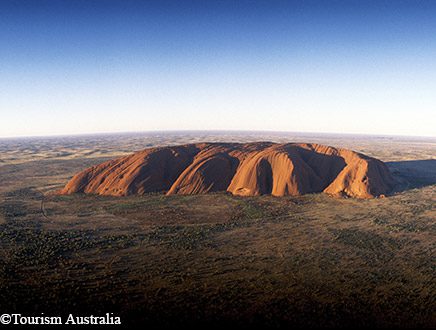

left=0, top=131, right=435, bottom=328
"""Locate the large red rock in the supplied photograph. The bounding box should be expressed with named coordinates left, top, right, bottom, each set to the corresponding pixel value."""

left=60, top=142, right=394, bottom=199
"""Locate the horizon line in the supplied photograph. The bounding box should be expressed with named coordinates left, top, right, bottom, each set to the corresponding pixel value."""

left=1, top=129, right=435, bottom=140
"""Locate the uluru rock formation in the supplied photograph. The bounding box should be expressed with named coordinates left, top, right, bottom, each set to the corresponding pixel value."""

left=60, top=142, right=394, bottom=199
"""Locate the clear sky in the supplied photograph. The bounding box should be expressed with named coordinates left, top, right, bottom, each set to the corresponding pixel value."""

left=1, top=0, right=435, bottom=137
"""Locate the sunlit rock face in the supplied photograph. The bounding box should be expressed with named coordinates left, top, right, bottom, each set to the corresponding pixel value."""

left=60, top=142, right=394, bottom=199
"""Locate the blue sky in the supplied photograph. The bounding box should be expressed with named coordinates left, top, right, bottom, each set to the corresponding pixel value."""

left=1, top=0, right=435, bottom=137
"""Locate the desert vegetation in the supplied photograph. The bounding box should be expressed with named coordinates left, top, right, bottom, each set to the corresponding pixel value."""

left=0, top=133, right=434, bottom=327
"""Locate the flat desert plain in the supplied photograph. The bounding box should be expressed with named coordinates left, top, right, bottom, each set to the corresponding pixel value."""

left=0, top=131, right=435, bottom=328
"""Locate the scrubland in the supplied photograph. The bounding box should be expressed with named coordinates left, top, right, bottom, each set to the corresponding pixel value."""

left=0, top=132, right=434, bottom=327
